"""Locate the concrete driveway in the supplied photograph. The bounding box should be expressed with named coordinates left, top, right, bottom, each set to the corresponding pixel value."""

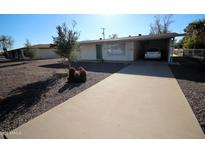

left=7, top=61, right=204, bottom=138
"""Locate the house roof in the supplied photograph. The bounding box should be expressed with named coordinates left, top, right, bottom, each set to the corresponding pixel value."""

left=8, top=33, right=184, bottom=52
left=79, top=33, right=184, bottom=44
left=8, top=44, right=55, bottom=52
left=32, top=44, right=51, bottom=49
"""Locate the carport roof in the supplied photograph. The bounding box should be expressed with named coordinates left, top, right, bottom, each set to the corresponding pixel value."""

left=79, top=33, right=184, bottom=44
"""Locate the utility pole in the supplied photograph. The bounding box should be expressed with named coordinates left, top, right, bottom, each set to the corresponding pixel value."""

left=101, top=28, right=106, bottom=39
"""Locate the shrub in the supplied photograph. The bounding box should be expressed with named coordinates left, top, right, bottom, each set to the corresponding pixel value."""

left=24, top=48, right=36, bottom=59
left=24, top=39, right=36, bottom=60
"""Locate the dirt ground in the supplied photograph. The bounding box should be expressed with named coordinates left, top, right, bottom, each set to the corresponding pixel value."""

left=170, top=57, right=205, bottom=133
left=0, top=59, right=127, bottom=132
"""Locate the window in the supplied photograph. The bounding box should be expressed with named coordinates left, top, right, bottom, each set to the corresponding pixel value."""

left=106, top=42, right=125, bottom=55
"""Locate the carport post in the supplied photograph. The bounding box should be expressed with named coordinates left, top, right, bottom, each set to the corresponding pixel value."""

left=168, top=38, right=174, bottom=63
left=20, top=49, right=25, bottom=59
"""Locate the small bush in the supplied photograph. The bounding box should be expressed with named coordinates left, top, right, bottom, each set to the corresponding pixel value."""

left=24, top=48, right=36, bottom=60
left=23, top=39, right=37, bottom=60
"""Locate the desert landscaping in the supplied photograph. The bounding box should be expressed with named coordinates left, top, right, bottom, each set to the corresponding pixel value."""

left=170, top=57, right=205, bottom=133
left=0, top=59, right=127, bottom=131
left=0, top=57, right=205, bottom=134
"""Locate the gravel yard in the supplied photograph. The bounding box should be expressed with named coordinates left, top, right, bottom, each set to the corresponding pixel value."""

left=0, top=59, right=127, bottom=132
left=1, top=57, right=204, bottom=134
left=170, top=57, right=205, bottom=133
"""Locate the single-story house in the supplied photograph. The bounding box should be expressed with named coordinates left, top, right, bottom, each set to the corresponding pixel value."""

left=6, top=44, right=60, bottom=60
left=6, top=33, right=182, bottom=62
left=79, top=33, right=182, bottom=63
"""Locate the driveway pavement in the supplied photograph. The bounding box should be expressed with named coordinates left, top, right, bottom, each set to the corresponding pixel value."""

left=7, top=61, right=204, bottom=138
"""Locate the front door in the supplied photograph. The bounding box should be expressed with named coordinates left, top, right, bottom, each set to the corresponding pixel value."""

left=96, top=44, right=102, bottom=60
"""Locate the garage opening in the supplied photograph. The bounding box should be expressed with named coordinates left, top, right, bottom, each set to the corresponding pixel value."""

left=134, top=39, right=170, bottom=61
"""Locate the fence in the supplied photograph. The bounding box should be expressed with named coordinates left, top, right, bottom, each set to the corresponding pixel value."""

left=173, top=49, right=205, bottom=59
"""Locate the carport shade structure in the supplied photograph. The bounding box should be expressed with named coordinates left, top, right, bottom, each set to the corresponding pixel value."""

left=79, top=33, right=184, bottom=63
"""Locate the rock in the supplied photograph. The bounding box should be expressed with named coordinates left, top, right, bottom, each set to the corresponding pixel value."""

left=78, top=67, right=87, bottom=82
left=68, top=67, right=76, bottom=83
left=68, top=67, right=87, bottom=83
left=74, top=70, right=81, bottom=82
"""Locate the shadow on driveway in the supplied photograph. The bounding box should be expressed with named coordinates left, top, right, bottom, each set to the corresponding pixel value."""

left=117, top=61, right=174, bottom=78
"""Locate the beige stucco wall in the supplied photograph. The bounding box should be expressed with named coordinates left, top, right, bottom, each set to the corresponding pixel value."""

left=79, top=39, right=171, bottom=62
left=35, top=48, right=60, bottom=59
left=79, top=44, right=96, bottom=60
left=102, top=41, right=134, bottom=61
left=80, top=41, right=135, bottom=62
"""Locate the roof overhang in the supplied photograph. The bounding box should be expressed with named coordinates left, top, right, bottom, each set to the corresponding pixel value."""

left=79, top=33, right=183, bottom=44
left=7, top=33, right=185, bottom=51
left=8, top=44, right=56, bottom=52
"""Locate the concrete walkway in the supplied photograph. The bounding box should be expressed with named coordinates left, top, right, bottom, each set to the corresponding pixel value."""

left=7, top=61, right=204, bottom=138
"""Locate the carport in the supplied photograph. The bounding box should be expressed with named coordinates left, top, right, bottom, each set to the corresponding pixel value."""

left=134, top=39, right=171, bottom=61
left=133, top=33, right=184, bottom=63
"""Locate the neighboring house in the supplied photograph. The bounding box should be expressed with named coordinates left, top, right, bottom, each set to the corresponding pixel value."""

left=7, top=44, right=60, bottom=60
left=79, top=33, right=182, bottom=63
left=6, top=48, right=25, bottom=60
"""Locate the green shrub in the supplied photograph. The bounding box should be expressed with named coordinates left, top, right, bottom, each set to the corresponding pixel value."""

left=23, top=39, right=37, bottom=60
left=24, top=48, right=36, bottom=60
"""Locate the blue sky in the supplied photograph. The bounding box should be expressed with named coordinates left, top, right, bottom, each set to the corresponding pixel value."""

left=0, top=14, right=204, bottom=49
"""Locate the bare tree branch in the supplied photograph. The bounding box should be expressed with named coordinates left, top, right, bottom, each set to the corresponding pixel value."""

left=149, top=15, right=174, bottom=34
